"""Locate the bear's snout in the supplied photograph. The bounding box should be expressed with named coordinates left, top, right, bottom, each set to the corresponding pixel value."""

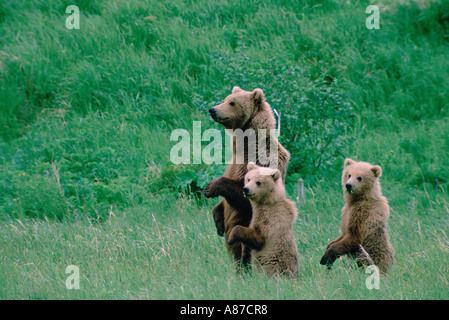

left=209, top=106, right=229, bottom=123
left=345, top=183, right=353, bottom=192
left=209, top=108, right=216, bottom=119
left=243, top=186, right=254, bottom=198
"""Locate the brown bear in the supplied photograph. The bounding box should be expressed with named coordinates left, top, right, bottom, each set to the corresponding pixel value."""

left=203, top=86, right=290, bottom=270
left=228, top=162, right=299, bottom=277
left=320, top=158, right=394, bottom=273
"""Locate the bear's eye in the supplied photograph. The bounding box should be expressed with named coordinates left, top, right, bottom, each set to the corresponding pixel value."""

left=229, top=101, right=235, bottom=106
left=256, top=181, right=261, bottom=186
left=348, top=174, right=351, bottom=178
left=357, top=177, right=362, bottom=181
left=247, top=179, right=250, bottom=182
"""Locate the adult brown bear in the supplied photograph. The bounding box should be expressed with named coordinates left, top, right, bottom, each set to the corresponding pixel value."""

left=203, top=86, right=290, bottom=271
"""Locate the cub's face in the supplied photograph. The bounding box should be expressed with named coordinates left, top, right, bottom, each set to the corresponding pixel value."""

left=342, top=158, right=382, bottom=195
left=208, top=86, right=264, bottom=129
left=243, top=162, right=281, bottom=202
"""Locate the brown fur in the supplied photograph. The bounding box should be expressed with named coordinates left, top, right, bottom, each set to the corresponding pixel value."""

left=203, top=87, right=290, bottom=270
left=228, top=163, right=299, bottom=277
left=320, top=158, right=394, bottom=273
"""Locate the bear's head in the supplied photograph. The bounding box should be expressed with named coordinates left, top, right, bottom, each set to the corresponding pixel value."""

left=243, top=162, right=284, bottom=204
left=342, top=158, right=382, bottom=197
left=208, top=86, right=274, bottom=130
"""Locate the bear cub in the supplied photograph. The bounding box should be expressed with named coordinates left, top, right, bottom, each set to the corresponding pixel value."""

left=320, top=158, right=394, bottom=273
left=228, top=162, right=299, bottom=277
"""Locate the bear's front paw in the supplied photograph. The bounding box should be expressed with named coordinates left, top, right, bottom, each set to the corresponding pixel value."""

left=203, top=178, right=222, bottom=198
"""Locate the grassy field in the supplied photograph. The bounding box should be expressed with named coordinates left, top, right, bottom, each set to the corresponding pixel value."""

left=1, top=0, right=449, bottom=299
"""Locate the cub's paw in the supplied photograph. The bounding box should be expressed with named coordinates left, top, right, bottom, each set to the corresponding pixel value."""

left=320, top=249, right=337, bottom=268
left=319, top=254, right=330, bottom=266
left=203, top=178, right=222, bottom=198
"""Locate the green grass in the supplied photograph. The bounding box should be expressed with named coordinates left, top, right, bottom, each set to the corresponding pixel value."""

left=1, top=0, right=449, bottom=299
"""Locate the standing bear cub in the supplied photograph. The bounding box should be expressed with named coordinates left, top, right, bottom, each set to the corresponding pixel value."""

left=320, top=158, right=394, bottom=273
left=228, top=162, right=299, bottom=277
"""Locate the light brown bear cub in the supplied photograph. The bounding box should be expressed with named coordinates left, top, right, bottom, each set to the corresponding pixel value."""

left=228, top=162, right=299, bottom=277
left=320, top=158, right=394, bottom=273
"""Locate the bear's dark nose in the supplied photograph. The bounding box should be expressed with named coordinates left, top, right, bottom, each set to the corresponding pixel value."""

left=209, top=108, right=216, bottom=118
left=346, top=183, right=352, bottom=191
left=243, top=187, right=249, bottom=195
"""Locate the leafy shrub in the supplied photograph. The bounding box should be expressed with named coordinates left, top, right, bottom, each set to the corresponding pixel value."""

left=197, top=52, right=355, bottom=182
left=279, top=79, right=355, bottom=180
left=148, top=163, right=222, bottom=199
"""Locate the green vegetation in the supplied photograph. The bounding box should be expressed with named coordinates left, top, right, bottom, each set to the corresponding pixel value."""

left=0, top=0, right=448, bottom=299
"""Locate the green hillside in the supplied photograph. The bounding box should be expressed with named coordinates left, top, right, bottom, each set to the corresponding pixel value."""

left=0, top=0, right=448, bottom=299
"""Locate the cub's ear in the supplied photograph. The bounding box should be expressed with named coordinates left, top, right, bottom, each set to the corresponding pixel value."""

left=251, top=88, right=264, bottom=107
left=344, top=158, right=354, bottom=167
left=371, top=165, right=382, bottom=178
left=232, top=86, right=242, bottom=94
left=271, top=169, right=281, bottom=181
left=247, top=162, right=258, bottom=171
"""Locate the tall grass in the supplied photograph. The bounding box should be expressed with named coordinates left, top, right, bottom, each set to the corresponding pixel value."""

left=0, top=0, right=448, bottom=299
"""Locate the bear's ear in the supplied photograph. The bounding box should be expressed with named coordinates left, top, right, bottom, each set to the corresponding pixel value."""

left=271, top=169, right=281, bottom=181
left=251, top=88, right=264, bottom=108
left=247, top=162, right=257, bottom=171
left=344, top=158, right=354, bottom=167
left=371, top=165, right=382, bottom=178
left=232, top=86, right=242, bottom=94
